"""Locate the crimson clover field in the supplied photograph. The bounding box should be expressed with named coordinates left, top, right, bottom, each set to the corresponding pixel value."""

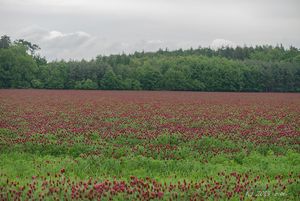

left=0, top=90, right=299, bottom=200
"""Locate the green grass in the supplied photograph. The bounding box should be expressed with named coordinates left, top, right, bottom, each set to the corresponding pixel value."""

left=1, top=128, right=300, bottom=200
left=1, top=144, right=299, bottom=182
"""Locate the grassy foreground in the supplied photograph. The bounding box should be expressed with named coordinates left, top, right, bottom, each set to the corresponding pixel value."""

left=1, top=128, right=300, bottom=200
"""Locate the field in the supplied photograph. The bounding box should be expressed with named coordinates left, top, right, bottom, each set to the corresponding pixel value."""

left=0, top=90, right=300, bottom=200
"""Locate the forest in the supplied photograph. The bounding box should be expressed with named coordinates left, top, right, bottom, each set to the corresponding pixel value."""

left=1, top=35, right=300, bottom=92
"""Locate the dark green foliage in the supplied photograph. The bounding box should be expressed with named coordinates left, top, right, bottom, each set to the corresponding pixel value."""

left=0, top=44, right=38, bottom=88
left=138, top=65, right=163, bottom=90
left=100, top=67, right=123, bottom=89
left=75, top=79, right=98, bottom=89
left=0, top=35, right=11, bottom=49
left=122, top=78, right=142, bottom=90
left=163, top=68, right=188, bottom=90
left=1, top=35, right=300, bottom=91
left=31, top=79, right=44, bottom=88
left=14, top=39, right=40, bottom=55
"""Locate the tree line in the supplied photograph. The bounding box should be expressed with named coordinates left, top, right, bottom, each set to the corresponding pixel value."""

left=1, top=35, right=300, bottom=91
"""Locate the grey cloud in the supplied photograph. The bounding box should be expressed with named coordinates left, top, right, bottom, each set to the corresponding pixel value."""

left=0, top=0, right=299, bottom=60
left=13, top=26, right=182, bottom=60
left=14, top=26, right=94, bottom=60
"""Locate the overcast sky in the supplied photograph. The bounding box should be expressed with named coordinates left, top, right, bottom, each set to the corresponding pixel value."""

left=1, top=0, right=299, bottom=60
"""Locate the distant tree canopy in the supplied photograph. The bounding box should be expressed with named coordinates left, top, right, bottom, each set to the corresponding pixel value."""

left=1, top=35, right=300, bottom=91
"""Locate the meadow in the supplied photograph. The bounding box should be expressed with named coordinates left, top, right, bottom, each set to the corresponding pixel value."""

left=0, top=90, right=299, bottom=200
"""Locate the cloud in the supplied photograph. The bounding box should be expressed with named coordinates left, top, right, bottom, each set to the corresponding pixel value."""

left=18, top=26, right=90, bottom=43
left=12, top=26, right=243, bottom=60
left=14, top=26, right=180, bottom=60
left=1, top=0, right=300, bottom=60
left=210, top=39, right=236, bottom=50
left=15, top=26, right=95, bottom=60
left=44, top=31, right=90, bottom=41
left=42, top=31, right=91, bottom=49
